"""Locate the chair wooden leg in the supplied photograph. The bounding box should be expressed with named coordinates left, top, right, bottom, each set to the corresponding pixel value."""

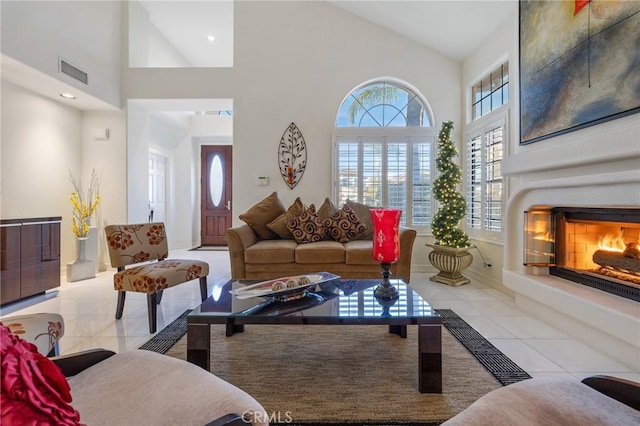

left=199, top=277, right=208, bottom=302
left=156, top=290, right=163, bottom=304
left=147, top=293, right=158, bottom=334
left=115, top=291, right=126, bottom=319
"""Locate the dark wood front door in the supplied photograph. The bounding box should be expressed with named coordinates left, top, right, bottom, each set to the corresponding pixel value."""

left=201, top=145, right=232, bottom=246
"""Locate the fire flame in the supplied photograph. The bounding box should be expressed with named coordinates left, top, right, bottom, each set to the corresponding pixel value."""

left=598, top=233, right=636, bottom=252
left=533, top=232, right=553, bottom=242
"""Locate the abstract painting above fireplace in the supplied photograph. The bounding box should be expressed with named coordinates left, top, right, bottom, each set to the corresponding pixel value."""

left=519, top=0, right=640, bottom=144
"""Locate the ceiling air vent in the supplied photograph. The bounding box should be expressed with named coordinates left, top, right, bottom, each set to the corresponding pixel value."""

left=59, top=58, right=88, bottom=85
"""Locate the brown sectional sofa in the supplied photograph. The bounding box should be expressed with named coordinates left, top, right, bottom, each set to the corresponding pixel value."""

left=226, top=223, right=417, bottom=282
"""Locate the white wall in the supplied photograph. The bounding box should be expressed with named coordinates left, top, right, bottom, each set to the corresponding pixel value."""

left=1, top=1, right=123, bottom=108
left=1, top=81, right=82, bottom=266
left=461, top=7, right=518, bottom=291
left=124, top=0, right=462, bottom=267
left=191, top=115, right=233, bottom=139
left=126, top=101, right=152, bottom=224
left=81, top=109, right=128, bottom=270
left=1, top=80, right=128, bottom=269
left=167, top=134, right=196, bottom=248
left=128, top=1, right=191, bottom=68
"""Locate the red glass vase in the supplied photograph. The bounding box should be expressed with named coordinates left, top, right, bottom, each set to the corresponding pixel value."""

left=370, top=208, right=402, bottom=300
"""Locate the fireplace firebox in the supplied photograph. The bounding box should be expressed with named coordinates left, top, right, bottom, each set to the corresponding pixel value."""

left=524, top=208, right=640, bottom=302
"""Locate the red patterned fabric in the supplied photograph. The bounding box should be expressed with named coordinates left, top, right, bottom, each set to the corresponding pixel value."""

left=0, top=325, right=83, bottom=425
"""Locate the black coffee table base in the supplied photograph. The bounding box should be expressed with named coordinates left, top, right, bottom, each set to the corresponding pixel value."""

left=186, top=320, right=442, bottom=393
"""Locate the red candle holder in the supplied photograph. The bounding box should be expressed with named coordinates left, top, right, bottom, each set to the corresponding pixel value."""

left=371, top=208, right=401, bottom=300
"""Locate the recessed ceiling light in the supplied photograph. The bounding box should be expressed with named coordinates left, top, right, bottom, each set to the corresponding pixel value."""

left=60, top=93, right=76, bottom=99
left=207, top=35, right=216, bottom=42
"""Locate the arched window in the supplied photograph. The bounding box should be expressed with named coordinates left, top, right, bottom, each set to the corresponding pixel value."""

left=334, top=80, right=436, bottom=230
left=336, top=81, right=432, bottom=127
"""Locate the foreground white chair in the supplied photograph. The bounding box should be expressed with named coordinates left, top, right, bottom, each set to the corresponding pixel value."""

left=442, top=375, right=640, bottom=425
left=55, top=349, right=269, bottom=426
left=1, top=315, right=269, bottom=426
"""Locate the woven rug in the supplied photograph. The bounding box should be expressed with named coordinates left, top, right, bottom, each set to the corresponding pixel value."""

left=140, top=309, right=530, bottom=424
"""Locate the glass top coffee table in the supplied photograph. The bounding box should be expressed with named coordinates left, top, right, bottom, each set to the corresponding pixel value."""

left=187, top=273, right=442, bottom=393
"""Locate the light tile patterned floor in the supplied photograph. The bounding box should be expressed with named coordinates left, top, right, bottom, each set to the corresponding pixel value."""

left=1, top=248, right=638, bottom=382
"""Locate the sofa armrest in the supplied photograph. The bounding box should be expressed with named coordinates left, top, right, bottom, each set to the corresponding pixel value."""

left=226, top=224, right=260, bottom=279
left=396, top=227, right=417, bottom=283
left=582, top=375, right=640, bottom=410
left=51, top=348, right=116, bottom=377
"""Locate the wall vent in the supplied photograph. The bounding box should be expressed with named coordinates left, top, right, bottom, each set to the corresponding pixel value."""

left=59, top=58, right=88, bottom=85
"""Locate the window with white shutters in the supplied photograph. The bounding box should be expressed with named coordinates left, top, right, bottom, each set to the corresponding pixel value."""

left=334, top=80, right=436, bottom=231
left=465, top=117, right=505, bottom=236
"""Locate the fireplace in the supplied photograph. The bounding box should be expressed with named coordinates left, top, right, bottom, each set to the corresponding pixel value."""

left=500, top=114, right=639, bottom=369
left=525, top=208, right=640, bottom=302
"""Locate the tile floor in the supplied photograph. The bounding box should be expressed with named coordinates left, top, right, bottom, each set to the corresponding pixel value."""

left=1, top=248, right=638, bottom=382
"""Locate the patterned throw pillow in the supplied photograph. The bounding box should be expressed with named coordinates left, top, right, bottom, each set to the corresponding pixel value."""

left=324, top=204, right=368, bottom=243
left=345, top=199, right=374, bottom=240
left=286, top=205, right=326, bottom=244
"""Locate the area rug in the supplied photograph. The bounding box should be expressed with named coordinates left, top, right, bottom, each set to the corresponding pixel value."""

left=141, top=309, right=530, bottom=424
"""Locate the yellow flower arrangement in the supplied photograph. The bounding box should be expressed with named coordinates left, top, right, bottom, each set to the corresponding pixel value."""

left=69, top=169, right=100, bottom=238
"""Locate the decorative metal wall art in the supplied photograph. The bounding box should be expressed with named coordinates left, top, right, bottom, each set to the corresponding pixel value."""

left=278, top=122, right=307, bottom=189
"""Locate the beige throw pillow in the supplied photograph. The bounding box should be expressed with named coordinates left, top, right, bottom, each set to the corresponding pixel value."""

left=267, top=197, right=304, bottom=239
left=239, top=192, right=285, bottom=240
left=317, top=197, right=338, bottom=221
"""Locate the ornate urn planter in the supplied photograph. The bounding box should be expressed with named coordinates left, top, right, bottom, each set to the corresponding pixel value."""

left=427, top=243, right=473, bottom=287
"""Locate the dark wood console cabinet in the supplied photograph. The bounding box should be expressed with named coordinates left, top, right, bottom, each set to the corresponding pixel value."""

left=1, top=217, right=61, bottom=305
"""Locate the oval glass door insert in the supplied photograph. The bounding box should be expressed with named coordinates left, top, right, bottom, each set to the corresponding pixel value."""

left=209, top=155, right=224, bottom=207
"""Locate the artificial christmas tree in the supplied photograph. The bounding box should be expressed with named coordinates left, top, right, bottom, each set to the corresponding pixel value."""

left=427, top=121, right=473, bottom=286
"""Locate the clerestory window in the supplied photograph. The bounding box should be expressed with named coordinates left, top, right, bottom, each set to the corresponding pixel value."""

left=334, top=80, right=435, bottom=230
left=465, top=61, right=509, bottom=237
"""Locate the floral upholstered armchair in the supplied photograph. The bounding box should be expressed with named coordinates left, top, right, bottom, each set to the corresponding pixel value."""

left=104, top=222, right=210, bottom=333
left=1, top=313, right=65, bottom=356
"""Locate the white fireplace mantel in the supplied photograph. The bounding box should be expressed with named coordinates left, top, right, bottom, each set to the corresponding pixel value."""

left=500, top=113, right=640, bottom=369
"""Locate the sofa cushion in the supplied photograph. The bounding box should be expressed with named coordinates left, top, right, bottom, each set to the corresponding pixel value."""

left=441, top=376, right=640, bottom=426
left=324, top=204, right=368, bottom=243
left=344, top=240, right=378, bottom=265
left=245, top=240, right=297, bottom=264
left=266, top=197, right=304, bottom=239
left=345, top=199, right=374, bottom=240
left=295, top=241, right=346, bottom=264
left=239, top=192, right=285, bottom=240
left=67, top=350, right=268, bottom=426
left=287, top=205, right=326, bottom=244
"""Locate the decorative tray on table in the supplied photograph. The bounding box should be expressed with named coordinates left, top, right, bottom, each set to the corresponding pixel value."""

left=230, top=272, right=340, bottom=302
